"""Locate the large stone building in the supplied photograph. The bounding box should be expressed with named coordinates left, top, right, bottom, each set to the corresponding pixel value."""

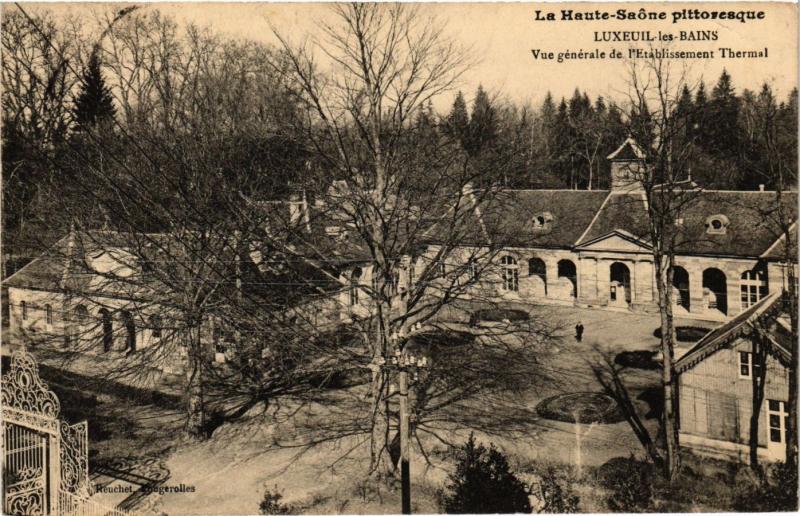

left=6, top=138, right=797, bottom=359
left=414, top=138, right=797, bottom=321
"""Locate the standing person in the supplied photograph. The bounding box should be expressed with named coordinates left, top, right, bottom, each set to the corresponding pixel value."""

left=575, top=321, right=584, bottom=342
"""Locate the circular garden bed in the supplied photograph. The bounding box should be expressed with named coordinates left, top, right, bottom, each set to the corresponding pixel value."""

left=614, top=350, right=661, bottom=370
left=653, top=325, right=709, bottom=342
left=536, top=392, right=625, bottom=424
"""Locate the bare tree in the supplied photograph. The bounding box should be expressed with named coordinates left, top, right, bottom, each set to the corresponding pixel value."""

left=271, top=3, right=557, bottom=477
left=621, top=48, right=703, bottom=480
left=12, top=6, right=312, bottom=439
left=742, top=84, right=798, bottom=470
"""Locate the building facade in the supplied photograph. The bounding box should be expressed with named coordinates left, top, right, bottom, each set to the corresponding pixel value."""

left=416, top=139, right=797, bottom=322
left=675, top=293, right=792, bottom=463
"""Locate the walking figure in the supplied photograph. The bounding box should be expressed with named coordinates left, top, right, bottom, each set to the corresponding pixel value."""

left=575, top=322, right=584, bottom=342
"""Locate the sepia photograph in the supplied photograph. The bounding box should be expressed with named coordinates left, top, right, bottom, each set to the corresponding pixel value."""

left=0, top=1, right=797, bottom=514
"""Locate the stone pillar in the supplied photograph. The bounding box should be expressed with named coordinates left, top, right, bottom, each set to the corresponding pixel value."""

left=544, top=259, right=559, bottom=299
left=688, top=264, right=705, bottom=315
left=726, top=268, right=742, bottom=317
left=767, top=262, right=786, bottom=294
left=579, top=257, right=598, bottom=302
left=635, top=260, right=654, bottom=304
left=597, top=259, right=610, bottom=305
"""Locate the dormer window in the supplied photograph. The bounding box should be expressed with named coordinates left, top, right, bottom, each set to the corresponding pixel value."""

left=532, top=211, right=554, bottom=231
left=705, top=215, right=729, bottom=235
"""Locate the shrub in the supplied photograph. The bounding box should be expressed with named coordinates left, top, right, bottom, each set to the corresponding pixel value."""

left=259, top=486, right=293, bottom=515
left=531, top=466, right=580, bottom=513
left=652, top=326, right=709, bottom=342
left=469, top=308, right=529, bottom=326
left=441, top=434, right=532, bottom=514
left=733, top=461, right=798, bottom=512
left=599, top=455, right=654, bottom=512
left=614, top=350, right=660, bottom=370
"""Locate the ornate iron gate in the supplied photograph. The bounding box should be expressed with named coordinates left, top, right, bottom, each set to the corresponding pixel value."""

left=3, top=423, right=49, bottom=514
left=1, top=351, right=91, bottom=515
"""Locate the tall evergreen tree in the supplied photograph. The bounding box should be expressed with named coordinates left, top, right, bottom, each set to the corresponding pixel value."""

left=73, top=53, right=116, bottom=129
left=445, top=91, right=469, bottom=149
left=693, top=82, right=709, bottom=147
left=707, top=69, right=740, bottom=158
left=466, top=85, right=497, bottom=156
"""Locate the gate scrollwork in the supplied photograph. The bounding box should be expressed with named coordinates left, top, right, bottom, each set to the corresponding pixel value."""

left=60, top=421, right=90, bottom=495
left=1, top=351, right=60, bottom=419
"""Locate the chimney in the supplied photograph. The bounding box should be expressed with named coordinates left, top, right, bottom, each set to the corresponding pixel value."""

left=759, top=184, right=765, bottom=192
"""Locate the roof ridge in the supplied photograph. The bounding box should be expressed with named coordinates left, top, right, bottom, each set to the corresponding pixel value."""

left=574, top=191, right=613, bottom=246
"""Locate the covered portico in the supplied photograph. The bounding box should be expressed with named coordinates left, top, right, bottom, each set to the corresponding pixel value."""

left=575, top=229, right=655, bottom=311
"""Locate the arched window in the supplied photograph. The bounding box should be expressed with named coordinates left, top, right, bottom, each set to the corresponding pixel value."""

left=672, top=266, right=690, bottom=310
left=610, top=262, right=632, bottom=304
left=45, top=304, right=53, bottom=326
left=120, top=310, right=136, bottom=353
left=703, top=268, right=728, bottom=314
left=468, top=260, right=479, bottom=282
left=150, top=315, right=162, bottom=340
left=528, top=258, right=546, bottom=278
left=20, top=301, right=27, bottom=321
left=557, top=259, right=577, bottom=298
left=390, top=269, right=400, bottom=296
left=349, top=267, right=362, bottom=306
left=501, top=255, right=519, bottom=292
left=99, top=308, right=113, bottom=352
left=741, top=268, right=768, bottom=308
left=74, top=305, right=89, bottom=326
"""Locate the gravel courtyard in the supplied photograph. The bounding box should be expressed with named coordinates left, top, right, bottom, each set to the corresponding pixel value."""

left=150, top=305, right=715, bottom=515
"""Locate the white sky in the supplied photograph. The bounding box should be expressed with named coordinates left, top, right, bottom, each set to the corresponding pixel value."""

left=21, top=2, right=799, bottom=111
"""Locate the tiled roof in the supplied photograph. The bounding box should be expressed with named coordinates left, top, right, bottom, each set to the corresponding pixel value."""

left=674, top=292, right=789, bottom=373
left=670, top=191, right=797, bottom=257
left=574, top=190, right=797, bottom=257
left=575, top=192, right=650, bottom=246
left=480, top=190, right=611, bottom=248
left=4, top=235, right=72, bottom=291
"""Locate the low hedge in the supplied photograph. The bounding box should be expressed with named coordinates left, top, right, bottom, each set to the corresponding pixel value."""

left=614, top=350, right=661, bottom=370
left=469, top=308, right=530, bottom=326
left=653, top=326, right=709, bottom=342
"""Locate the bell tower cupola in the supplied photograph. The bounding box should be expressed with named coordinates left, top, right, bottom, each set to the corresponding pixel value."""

left=607, top=137, right=646, bottom=192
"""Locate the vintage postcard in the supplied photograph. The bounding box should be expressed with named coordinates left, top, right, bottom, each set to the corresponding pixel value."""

left=1, top=1, right=797, bottom=514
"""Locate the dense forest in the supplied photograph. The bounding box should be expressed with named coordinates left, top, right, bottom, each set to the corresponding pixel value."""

left=2, top=7, right=798, bottom=272
left=440, top=75, right=797, bottom=191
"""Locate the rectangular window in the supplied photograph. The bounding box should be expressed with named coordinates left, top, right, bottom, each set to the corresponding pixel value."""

left=468, top=260, right=479, bottom=282
left=738, top=351, right=762, bottom=379
left=21, top=301, right=27, bottom=320
left=45, top=305, right=53, bottom=326
left=740, top=271, right=768, bottom=309
left=767, top=399, right=788, bottom=444
left=503, top=268, right=519, bottom=292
